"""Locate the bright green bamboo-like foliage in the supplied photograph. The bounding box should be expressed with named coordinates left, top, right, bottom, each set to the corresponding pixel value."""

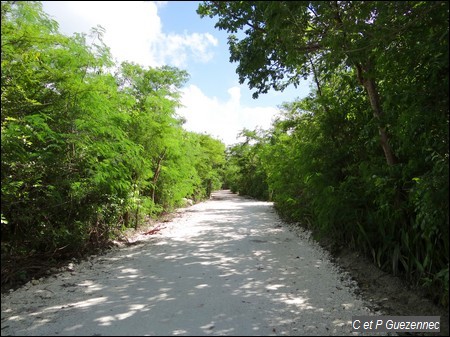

left=1, top=1, right=226, bottom=284
left=203, top=1, right=449, bottom=306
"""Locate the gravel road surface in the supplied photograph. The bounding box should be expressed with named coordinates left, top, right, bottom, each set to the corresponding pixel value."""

left=1, top=190, right=383, bottom=336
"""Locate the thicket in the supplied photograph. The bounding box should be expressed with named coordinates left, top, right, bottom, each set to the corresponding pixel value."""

left=1, top=1, right=225, bottom=287
left=205, top=1, right=449, bottom=306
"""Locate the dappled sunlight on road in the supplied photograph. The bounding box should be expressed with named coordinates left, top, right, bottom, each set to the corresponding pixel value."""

left=1, top=190, right=372, bottom=336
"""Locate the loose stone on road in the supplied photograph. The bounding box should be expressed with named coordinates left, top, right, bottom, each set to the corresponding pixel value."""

left=1, top=190, right=379, bottom=336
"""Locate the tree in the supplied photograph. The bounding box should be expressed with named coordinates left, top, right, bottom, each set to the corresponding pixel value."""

left=1, top=1, right=227, bottom=274
left=1, top=1, right=229, bottom=288
left=208, top=1, right=449, bottom=305
left=198, top=1, right=448, bottom=166
left=1, top=1, right=141, bottom=252
left=116, top=62, right=189, bottom=219
left=224, top=129, right=270, bottom=200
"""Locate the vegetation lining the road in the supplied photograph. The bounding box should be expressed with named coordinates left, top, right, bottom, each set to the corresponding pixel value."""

left=201, top=1, right=449, bottom=307
left=1, top=2, right=225, bottom=289
left=2, top=1, right=448, bottom=309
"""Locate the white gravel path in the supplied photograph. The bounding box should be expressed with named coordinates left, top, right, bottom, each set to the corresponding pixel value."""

left=1, top=190, right=386, bottom=336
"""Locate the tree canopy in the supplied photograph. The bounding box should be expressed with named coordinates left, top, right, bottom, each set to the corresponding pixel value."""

left=1, top=1, right=226, bottom=287
left=202, top=1, right=449, bottom=306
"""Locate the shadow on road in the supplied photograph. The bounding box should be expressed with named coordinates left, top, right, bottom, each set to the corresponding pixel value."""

left=1, top=190, right=368, bottom=336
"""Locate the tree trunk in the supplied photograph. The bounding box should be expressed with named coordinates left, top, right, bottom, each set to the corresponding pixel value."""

left=331, top=2, right=398, bottom=166
left=151, top=148, right=167, bottom=204
left=356, top=63, right=398, bottom=166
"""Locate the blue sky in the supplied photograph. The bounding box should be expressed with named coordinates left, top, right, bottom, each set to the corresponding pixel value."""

left=41, top=1, right=311, bottom=145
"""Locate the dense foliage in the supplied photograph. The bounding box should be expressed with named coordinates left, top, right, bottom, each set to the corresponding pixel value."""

left=1, top=1, right=225, bottom=286
left=201, top=1, right=449, bottom=306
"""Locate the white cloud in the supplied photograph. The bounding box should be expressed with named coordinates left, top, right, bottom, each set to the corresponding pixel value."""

left=177, top=85, right=278, bottom=146
left=42, top=1, right=218, bottom=68
left=153, top=32, right=218, bottom=68
left=154, top=1, right=168, bottom=8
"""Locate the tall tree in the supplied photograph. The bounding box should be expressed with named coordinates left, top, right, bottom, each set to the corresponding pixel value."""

left=213, top=1, right=448, bottom=305
left=198, top=1, right=448, bottom=166
left=1, top=1, right=227, bottom=270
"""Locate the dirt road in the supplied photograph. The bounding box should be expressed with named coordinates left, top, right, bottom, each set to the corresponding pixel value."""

left=1, top=190, right=378, bottom=336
